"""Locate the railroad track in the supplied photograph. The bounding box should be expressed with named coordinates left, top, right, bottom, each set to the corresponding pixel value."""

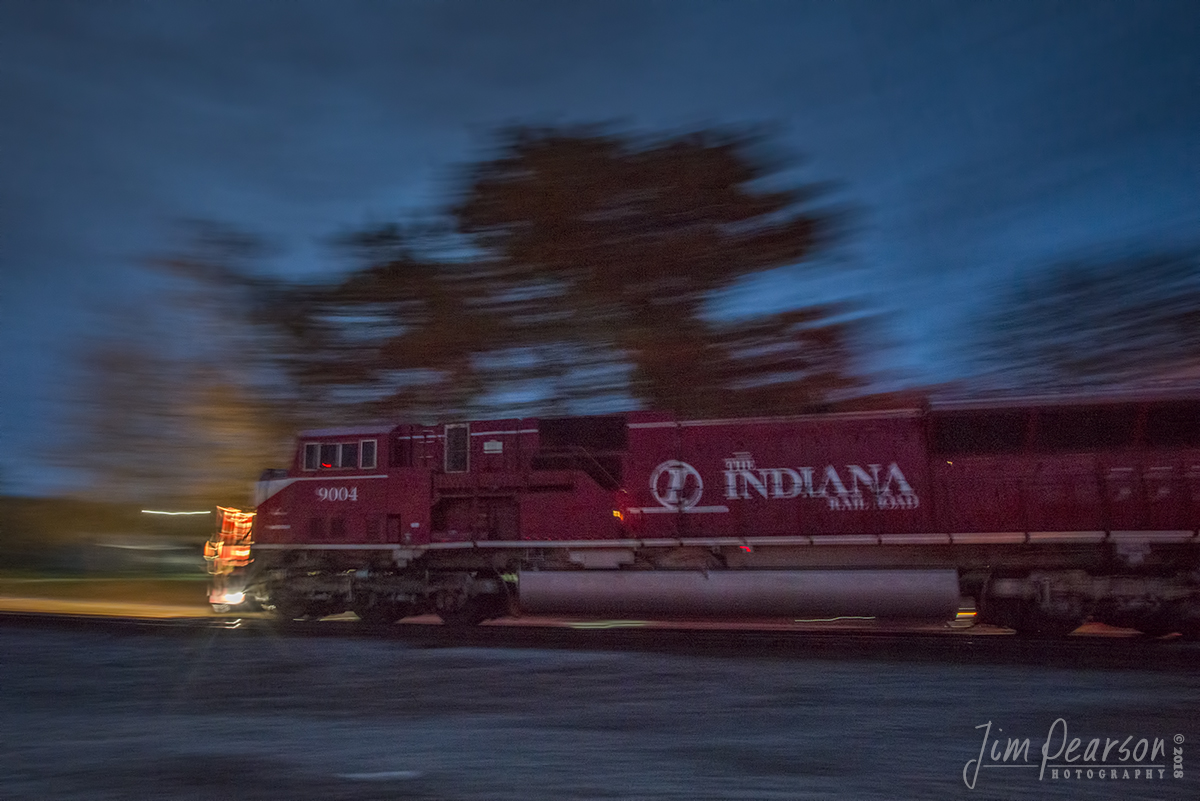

left=2, top=609, right=1198, bottom=671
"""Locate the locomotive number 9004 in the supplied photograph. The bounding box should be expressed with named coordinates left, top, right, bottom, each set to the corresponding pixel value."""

left=316, top=486, right=358, bottom=501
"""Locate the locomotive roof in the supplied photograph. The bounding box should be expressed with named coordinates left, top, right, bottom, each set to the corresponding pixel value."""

left=929, top=386, right=1200, bottom=411
left=298, top=424, right=394, bottom=437
left=293, top=389, right=1200, bottom=439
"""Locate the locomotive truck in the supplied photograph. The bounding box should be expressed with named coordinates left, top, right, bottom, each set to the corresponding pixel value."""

left=209, top=393, right=1200, bottom=635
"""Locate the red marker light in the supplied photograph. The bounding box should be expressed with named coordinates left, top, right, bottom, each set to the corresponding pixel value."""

left=739, top=545, right=753, bottom=552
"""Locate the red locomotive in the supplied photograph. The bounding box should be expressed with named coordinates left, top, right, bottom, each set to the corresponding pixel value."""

left=216, top=393, right=1200, bottom=635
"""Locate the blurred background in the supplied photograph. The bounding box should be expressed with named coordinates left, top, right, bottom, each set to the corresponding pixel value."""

left=1, top=0, right=1198, bottom=577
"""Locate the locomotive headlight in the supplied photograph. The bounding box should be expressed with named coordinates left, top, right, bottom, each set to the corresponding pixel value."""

left=221, top=592, right=245, bottom=605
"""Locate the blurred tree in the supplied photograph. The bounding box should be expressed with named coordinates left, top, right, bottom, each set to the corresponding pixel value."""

left=60, top=225, right=298, bottom=507
left=242, top=127, right=865, bottom=419
left=60, top=334, right=292, bottom=508
left=452, top=127, right=859, bottom=415
left=977, top=249, right=1200, bottom=388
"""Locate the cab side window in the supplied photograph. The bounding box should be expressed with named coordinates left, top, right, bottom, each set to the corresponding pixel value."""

left=303, top=443, right=320, bottom=471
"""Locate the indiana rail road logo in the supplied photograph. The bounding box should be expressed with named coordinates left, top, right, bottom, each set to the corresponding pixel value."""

left=962, top=719, right=1185, bottom=788
left=649, top=460, right=706, bottom=511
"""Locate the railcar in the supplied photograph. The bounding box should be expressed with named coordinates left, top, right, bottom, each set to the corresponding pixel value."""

left=209, top=394, right=1200, bottom=635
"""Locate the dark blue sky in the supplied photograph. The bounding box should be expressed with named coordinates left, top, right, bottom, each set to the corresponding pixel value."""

left=2, top=1, right=1199, bottom=495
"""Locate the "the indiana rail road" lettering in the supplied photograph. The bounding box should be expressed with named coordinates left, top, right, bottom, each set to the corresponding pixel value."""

left=722, top=452, right=919, bottom=511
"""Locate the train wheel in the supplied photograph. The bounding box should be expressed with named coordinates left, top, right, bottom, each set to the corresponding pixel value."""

left=1013, top=614, right=1085, bottom=637
left=270, top=590, right=310, bottom=622
left=1093, top=598, right=1171, bottom=635
left=438, top=594, right=505, bottom=627
left=305, top=600, right=344, bottom=620
left=1011, top=599, right=1088, bottom=637
left=1136, top=618, right=1177, bottom=637
left=977, top=597, right=1023, bottom=629
left=1163, top=601, right=1200, bottom=639
left=353, top=597, right=410, bottom=625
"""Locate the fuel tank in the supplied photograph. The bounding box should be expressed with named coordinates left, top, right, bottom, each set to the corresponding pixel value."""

left=517, top=569, right=961, bottom=621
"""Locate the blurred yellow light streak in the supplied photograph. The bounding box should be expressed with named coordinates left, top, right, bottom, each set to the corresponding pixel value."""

left=141, top=510, right=211, bottom=515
